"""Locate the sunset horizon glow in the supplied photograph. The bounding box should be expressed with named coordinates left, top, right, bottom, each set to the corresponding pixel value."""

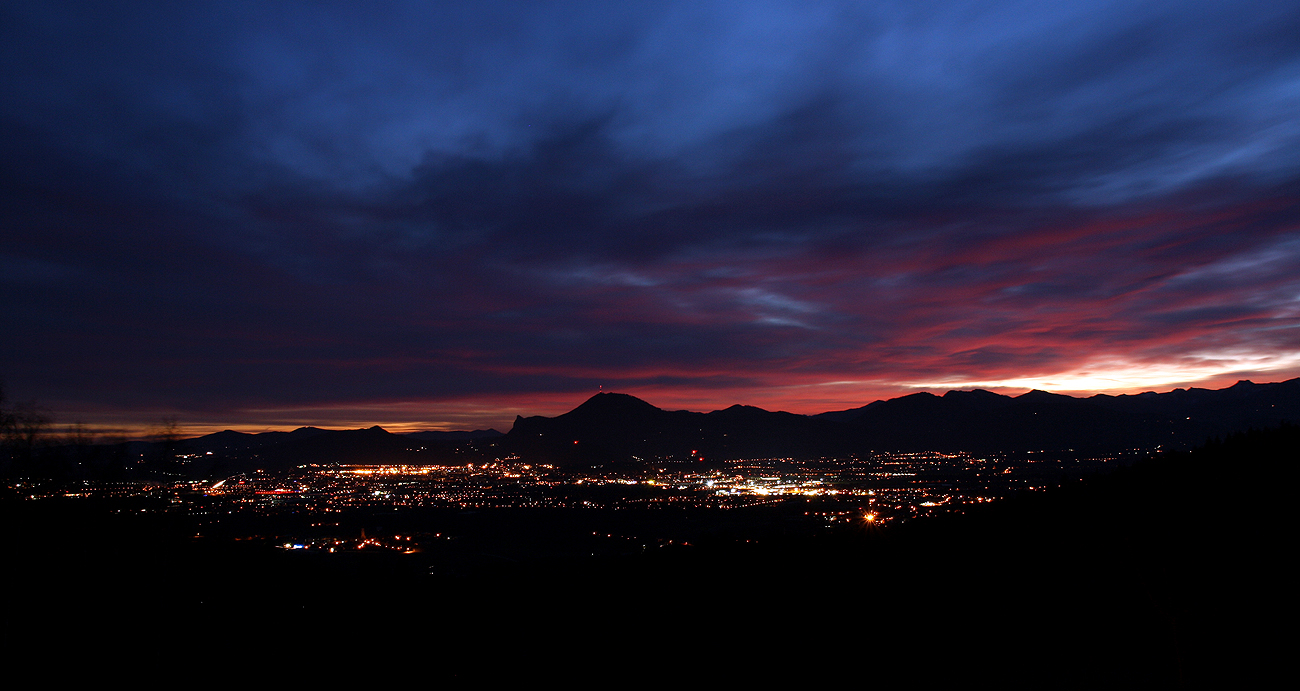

left=53, top=368, right=1298, bottom=441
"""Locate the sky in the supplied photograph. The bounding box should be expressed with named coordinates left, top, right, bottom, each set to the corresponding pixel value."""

left=3, top=1, right=1300, bottom=436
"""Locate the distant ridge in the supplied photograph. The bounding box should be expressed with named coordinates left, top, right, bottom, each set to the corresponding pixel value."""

left=508, top=391, right=843, bottom=464
left=86, top=379, right=1300, bottom=472
left=503, top=379, right=1300, bottom=463
left=159, top=424, right=503, bottom=474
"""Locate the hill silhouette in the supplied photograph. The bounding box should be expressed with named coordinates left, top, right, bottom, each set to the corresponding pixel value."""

left=18, top=378, right=1299, bottom=478
left=507, top=391, right=846, bottom=464
left=506, top=379, right=1300, bottom=463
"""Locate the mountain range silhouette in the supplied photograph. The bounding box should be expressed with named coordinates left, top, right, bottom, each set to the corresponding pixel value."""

left=507, top=378, right=1300, bottom=464
left=159, top=378, right=1300, bottom=469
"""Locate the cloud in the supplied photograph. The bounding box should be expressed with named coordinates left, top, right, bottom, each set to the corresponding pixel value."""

left=3, top=1, right=1300, bottom=428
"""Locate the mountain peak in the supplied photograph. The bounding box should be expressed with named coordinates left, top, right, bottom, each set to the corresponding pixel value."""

left=712, top=403, right=772, bottom=417
left=572, top=392, right=658, bottom=413
left=1018, top=389, right=1065, bottom=399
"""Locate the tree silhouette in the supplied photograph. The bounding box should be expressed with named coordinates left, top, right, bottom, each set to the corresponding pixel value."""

left=148, top=416, right=182, bottom=474
left=0, top=379, right=54, bottom=476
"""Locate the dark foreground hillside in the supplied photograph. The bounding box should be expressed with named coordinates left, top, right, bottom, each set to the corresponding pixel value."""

left=7, top=427, right=1291, bottom=686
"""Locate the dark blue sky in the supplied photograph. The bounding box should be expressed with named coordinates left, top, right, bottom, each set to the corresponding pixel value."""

left=4, top=1, right=1300, bottom=434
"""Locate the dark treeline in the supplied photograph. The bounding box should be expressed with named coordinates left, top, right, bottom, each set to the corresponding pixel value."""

left=0, top=381, right=130, bottom=480
left=0, top=382, right=58, bottom=478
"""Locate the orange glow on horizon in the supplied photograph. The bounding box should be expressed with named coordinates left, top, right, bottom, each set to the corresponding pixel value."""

left=54, top=361, right=1300, bottom=441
